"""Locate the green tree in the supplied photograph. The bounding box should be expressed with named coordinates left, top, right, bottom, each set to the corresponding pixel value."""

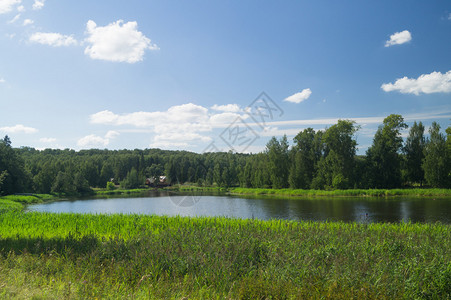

left=0, top=135, right=31, bottom=194
left=51, top=171, right=75, bottom=194
left=422, top=122, right=450, bottom=188
left=403, top=121, right=425, bottom=186
left=33, top=162, right=57, bottom=194
left=289, top=128, right=323, bottom=189
left=366, top=114, right=408, bottom=188
left=121, top=167, right=143, bottom=189
left=266, top=135, right=289, bottom=189
left=313, top=120, right=358, bottom=189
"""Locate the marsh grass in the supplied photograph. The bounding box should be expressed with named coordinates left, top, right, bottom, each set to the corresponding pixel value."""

left=0, top=213, right=450, bottom=299
left=229, top=187, right=451, bottom=198
left=94, top=188, right=149, bottom=196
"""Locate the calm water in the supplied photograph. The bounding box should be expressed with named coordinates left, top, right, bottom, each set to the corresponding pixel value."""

left=26, top=191, right=451, bottom=223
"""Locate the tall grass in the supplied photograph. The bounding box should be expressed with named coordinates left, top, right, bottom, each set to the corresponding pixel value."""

left=0, top=199, right=22, bottom=213
left=94, top=188, right=150, bottom=196
left=229, top=187, right=451, bottom=197
left=0, top=212, right=450, bottom=299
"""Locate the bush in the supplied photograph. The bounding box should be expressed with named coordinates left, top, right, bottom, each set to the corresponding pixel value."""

left=106, top=181, right=115, bottom=191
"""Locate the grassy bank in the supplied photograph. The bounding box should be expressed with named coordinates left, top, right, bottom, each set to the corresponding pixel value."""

left=164, top=185, right=226, bottom=192
left=0, top=194, right=58, bottom=212
left=0, top=213, right=450, bottom=299
left=229, top=187, right=451, bottom=197
left=93, top=188, right=150, bottom=196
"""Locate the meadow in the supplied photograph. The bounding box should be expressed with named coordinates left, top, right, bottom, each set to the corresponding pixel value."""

left=1, top=212, right=450, bottom=299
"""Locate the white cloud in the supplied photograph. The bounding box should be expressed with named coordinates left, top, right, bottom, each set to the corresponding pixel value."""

left=32, top=0, right=44, bottom=10
left=8, top=13, right=20, bottom=23
left=0, top=0, right=21, bottom=14
left=29, top=32, right=77, bottom=47
left=23, top=18, right=33, bottom=26
left=77, top=131, right=120, bottom=148
left=209, top=112, right=246, bottom=126
left=284, top=88, right=312, bottom=103
left=0, top=124, right=38, bottom=134
left=105, top=130, right=120, bottom=139
left=39, top=137, right=56, bottom=143
left=77, top=134, right=109, bottom=148
left=385, top=30, right=412, bottom=47
left=90, top=103, right=209, bottom=127
left=84, top=20, right=158, bottom=63
left=91, top=103, right=251, bottom=149
left=17, top=4, right=23, bottom=12
left=211, top=104, right=241, bottom=113
left=0, top=78, right=5, bottom=83
left=381, top=70, right=451, bottom=95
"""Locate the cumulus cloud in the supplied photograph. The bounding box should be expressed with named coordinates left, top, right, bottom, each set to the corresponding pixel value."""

left=90, top=103, right=255, bottom=149
left=385, top=30, right=412, bottom=47
left=77, top=131, right=120, bottom=148
left=84, top=20, right=158, bottom=63
left=211, top=104, right=241, bottom=113
left=284, top=88, right=312, bottom=103
left=29, top=32, right=77, bottom=47
left=0, top=124, right=38, bottom=134
left=0, top=78, right=5, bottom=83
left=0, top=0, right=21, bottom=14
left=90, top=103, right=209, bottom=127
left=32, top=0, right=44, bottom=10
left=77, top=135, right=109, bottom=148
left=23, top=18, right=33, bottom=26
left=381, top=70, right=451, bottom=95
left=17, top=4, right=23, bottom=12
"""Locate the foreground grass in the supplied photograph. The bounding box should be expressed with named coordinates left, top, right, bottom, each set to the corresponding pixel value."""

left=229, top=187, right=451, bottom=197
left=0, top=213, right=450, bottom=299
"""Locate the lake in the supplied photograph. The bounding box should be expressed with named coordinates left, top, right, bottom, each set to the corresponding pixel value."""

left=26, top=191, right=451, bottom=223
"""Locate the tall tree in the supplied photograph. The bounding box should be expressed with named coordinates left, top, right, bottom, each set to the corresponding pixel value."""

left=403, top=121, right=425, bottom=186
left=266, top=135, right=289, bottom=189
left=289, top=128, right=323, bottom=189
left=313, top=120, right=358, bottom=189
left=366, top=114, right=408, bottom=188
left=422, top=122, right=450, bottom=188
left=0, top=135, right=30, bottom=194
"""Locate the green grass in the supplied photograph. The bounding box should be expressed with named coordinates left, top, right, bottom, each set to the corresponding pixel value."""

left=94, top=188, right=150, bottom=196
left=0, top=194, right=57, bottom=204
left=0, top=199, right=22, bottom=213
left=0, top=194, right=57, bottom=212
left=229, top=187, right=451, bottom=197
left=165, top=184, right=227, bottom=192
left=0, top=212, right=450, bottom=299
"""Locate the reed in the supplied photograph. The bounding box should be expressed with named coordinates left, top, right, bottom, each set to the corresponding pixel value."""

left=0, top=212, right=450, bottom=299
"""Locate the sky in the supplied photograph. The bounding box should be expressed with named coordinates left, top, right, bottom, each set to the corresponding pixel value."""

left=1, top=0, right=450, bottom=154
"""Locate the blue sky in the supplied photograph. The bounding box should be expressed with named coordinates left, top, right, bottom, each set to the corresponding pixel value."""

left=1, top=0, right=450, bottom=154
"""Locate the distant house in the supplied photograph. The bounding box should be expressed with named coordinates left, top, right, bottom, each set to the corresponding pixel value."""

left=145, top=176, right=169, bottom=187
left=145, top=177, right=156, bottom=187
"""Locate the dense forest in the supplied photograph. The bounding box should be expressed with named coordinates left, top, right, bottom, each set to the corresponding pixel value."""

left=1, top=114, right=450, bottom=196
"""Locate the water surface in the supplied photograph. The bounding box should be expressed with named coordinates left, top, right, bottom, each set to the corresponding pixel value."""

left=26, top=191, right=451, bottom=223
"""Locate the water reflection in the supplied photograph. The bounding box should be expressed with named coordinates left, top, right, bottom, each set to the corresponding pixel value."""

left=26, top=192, right=451, bottom=223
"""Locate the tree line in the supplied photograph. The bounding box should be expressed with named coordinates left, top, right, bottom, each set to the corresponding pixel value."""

left=0, top=114, right=450, bottom=195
